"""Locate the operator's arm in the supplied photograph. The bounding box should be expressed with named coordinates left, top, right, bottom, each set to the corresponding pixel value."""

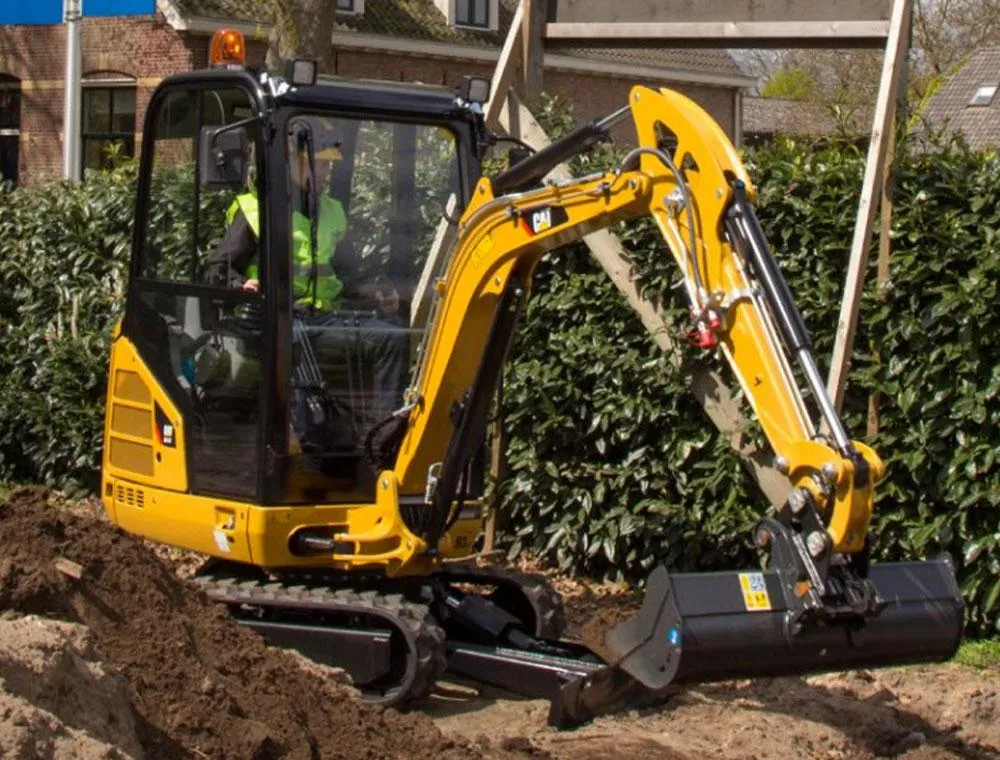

left=333, top=230, right=401, bottom=318
left=203, top=210, right=258, bottom=288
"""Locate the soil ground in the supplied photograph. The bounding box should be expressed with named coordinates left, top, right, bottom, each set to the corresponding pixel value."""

left=0, top=488, right=533, bottom=759
left=426, top=665, right=1000, bottom=760
left=2, top=487, right=998, bottom=759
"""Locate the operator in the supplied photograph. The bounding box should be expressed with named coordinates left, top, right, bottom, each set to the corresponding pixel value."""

left=203, top=140, right=409, bottom=454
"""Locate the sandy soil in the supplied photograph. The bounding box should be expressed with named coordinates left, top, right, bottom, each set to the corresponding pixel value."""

left=5, top=487, right=999, bottom=760
left=427, top=663, right=1000, bottom=760
left=426, top=558, right=999, bottom=759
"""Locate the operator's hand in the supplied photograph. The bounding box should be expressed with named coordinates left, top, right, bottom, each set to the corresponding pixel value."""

left=242, top=278, right=260, bottom=293
left=375, top=287, right=400, bottom=317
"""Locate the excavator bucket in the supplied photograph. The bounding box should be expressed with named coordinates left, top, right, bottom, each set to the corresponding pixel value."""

left=551, top=557, right=963, bottom=727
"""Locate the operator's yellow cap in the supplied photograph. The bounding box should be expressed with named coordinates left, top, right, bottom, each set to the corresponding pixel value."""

left=315, top=146, right=343, bottom=161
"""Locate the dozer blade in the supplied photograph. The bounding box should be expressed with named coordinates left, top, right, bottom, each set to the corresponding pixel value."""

left=551, top=557, right=963, bottom=727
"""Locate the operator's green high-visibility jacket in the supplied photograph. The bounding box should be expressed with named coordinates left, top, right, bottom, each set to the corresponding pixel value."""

left=227, top=192, right=348, bottom=309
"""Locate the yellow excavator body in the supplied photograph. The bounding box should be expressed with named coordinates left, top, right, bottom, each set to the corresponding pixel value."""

left=99, top=50, right=963, bottom=723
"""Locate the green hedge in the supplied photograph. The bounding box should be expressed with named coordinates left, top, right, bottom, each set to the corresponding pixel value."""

left=0, top=166, right=134, bottom=492
left=2, top=129, right=999, bottom=633
left=0, top=161, right=227, bottom=492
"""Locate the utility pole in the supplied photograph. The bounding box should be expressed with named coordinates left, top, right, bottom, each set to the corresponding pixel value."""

left=62, top=0, right=82, bottom=180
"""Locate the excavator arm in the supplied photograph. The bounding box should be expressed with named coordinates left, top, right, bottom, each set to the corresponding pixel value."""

left=396, top=86, right=877, bottom=566
left=378, top=87, right=961, bottom=723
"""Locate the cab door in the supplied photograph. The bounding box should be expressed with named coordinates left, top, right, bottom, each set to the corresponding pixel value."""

left=124, top=81, right=268, bottom=501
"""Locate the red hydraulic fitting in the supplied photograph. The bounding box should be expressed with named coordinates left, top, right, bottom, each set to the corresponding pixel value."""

left=687, top=309, right=721, bottom=349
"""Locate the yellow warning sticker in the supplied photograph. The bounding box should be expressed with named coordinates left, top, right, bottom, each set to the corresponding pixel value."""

left=739, top=572, right=772, bottom=611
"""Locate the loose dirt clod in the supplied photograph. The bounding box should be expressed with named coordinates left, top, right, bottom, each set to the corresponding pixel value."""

left=0, top=487, right=541, bottom=759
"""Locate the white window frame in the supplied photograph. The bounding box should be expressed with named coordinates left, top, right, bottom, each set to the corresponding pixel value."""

left=335, top=0, right=364, bottom=15
left=969, top=85, right=997, bottom=107
left=452, top=0, right=497, bottom=31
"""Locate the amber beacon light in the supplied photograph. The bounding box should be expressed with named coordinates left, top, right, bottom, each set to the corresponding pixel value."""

left=210, top=28, right=246, bottom=68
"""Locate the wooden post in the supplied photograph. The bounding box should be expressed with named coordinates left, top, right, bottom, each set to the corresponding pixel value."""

left=826, top=0, right=913, bottom=412
left=866, top=127, right=896, bottom=438
left=867, top=21, right=909, bottom=438
left=484, top=410, right=504, bottom=553
left=543, top=20, right=891, bottom=48
left=485, top=1, right=524, bottom=130
left=482, top=5, right=524, bottom=552
left=522, top=0, right=546, bottom=102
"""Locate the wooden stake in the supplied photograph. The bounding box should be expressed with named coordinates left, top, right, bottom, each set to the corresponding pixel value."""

left=522, top=0, right=546, bottom=103
left=866, top=140, right=895, bottom=438
left=867, top=51, right=907, bottom=438
left=827, top=0, right=913, bottom=412
left=484, top=1, right=524, bottom=130
left=484, top=415, right=504, bottom=554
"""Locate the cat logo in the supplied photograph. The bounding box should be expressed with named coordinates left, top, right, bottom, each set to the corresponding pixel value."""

left=155, top=403, right=177, bottom=448
left=531, top=207, right=552, bottom=233
left=521, top=205, right=569, bottom=236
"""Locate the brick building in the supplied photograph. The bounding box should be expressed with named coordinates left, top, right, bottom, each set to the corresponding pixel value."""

left=0, top=0, right=753, bottom=185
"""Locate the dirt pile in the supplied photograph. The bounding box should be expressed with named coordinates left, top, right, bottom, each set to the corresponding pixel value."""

left=0, top=487, right=526, bottom=760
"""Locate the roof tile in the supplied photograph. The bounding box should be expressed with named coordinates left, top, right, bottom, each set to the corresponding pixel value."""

left=923, top=48, right=1000, bottom=150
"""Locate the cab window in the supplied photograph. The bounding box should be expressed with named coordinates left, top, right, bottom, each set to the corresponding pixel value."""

left=140, top=88, right=259, bottom=287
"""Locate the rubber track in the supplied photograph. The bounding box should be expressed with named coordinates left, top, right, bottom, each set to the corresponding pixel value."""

left=194, top=573, right=447, bottom=705
left=437, top=563, right=566, bottom=640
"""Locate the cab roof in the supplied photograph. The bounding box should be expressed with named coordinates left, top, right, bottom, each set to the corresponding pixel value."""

left=281, top=75, right=464, bottom=121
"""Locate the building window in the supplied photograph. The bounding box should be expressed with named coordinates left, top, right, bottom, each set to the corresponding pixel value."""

left=335, top=0, right=364, bottom=14
left=81, top=85, right=136, bottom=174
left=969, top=85, right=997, bottom=107
left=455, top=0, right=489, bottom=28
left=0, top=75, right=20, bottom=186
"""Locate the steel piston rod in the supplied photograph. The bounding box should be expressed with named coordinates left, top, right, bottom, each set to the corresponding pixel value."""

left=726, top=183, right=853, bottom=455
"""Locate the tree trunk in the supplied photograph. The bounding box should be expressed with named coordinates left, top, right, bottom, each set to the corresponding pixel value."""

left=266, top=0, right=337, bottom=75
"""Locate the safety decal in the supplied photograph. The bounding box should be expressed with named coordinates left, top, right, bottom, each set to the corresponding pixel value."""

left=521, top=205, right=569, bottom=236
left=738, top=572, right=772, bottom=611
left=154, top=403, right=176, bottom=448
left=213, top=529, right=231, bottom=553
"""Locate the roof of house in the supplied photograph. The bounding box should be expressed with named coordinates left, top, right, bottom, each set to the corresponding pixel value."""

left=743, top=97, right=869, bottom=139
left=922, top=48, right=1000, bottom=150
left=169, top=0, right=748, bottom=82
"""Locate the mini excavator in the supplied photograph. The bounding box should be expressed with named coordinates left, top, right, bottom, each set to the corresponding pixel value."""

left=101, top=29, right=963, bottom=725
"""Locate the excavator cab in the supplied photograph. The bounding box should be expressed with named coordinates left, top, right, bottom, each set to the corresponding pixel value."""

left=110, top=64, right=482, bottom=511
left=102, top=32, right=964, bottom=724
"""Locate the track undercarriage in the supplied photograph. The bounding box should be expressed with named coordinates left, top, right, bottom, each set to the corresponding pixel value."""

left=195, top=560, right=605, bottom=722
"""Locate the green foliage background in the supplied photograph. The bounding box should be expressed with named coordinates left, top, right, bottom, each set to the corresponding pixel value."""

left=0, top=165, right=135, bottom=493
left=2, top=122, right=1000, bottom=633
